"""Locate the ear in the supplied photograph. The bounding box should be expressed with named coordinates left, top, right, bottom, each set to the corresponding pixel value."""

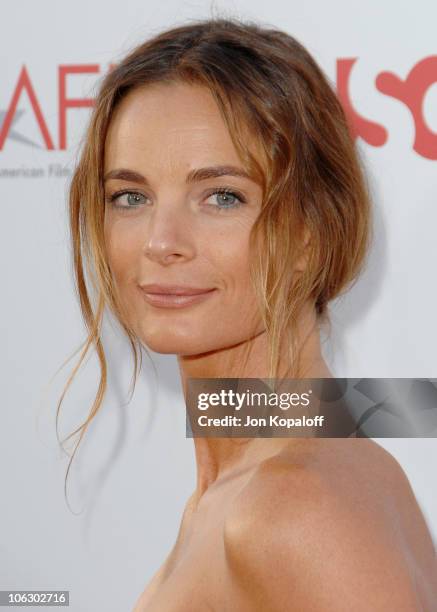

left=294, top=226, right=311, bottom=273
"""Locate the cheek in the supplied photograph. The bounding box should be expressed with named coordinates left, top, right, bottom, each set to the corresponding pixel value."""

left=206, top=221, right=253, bottom=282
left=104, top=219, right=141, bottom=283
left=104, top=220, right=144, bottom=325
left=195, top=234, right=262, bottom=352
left=200, top=229, right=259, bottom=318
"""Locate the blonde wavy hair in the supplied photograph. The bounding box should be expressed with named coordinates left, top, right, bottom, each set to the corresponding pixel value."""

left=56, top=16, right=371, bottom=504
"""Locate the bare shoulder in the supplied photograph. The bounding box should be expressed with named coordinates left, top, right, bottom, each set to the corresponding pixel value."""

left=223, top=438, right=437, bottom=612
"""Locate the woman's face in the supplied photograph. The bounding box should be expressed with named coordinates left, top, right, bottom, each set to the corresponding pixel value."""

left=103, top=81, right=265, bottom=356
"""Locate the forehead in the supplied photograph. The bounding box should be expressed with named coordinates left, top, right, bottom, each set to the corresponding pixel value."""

left=104, top=81, right=262, bottom=175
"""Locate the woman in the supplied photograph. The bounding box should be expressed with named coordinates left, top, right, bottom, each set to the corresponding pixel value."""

left=58, top=17, right=437, bottom=611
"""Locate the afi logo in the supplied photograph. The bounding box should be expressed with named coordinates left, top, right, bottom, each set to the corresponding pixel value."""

left=1, top=58, right=437, bottom=159
left=0, top=65, right=111, bottom=151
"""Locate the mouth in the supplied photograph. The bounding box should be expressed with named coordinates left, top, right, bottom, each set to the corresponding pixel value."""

left=137, top=286, right=217, bottom=309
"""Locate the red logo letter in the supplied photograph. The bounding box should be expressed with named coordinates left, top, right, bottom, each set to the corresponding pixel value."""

left=0, top=65, right=54, bottom=150
left=336, top=58, right=388, bottom=147
left=376, top=56, right=437, bottom=160
left=58, top=65, right=99, bottom=150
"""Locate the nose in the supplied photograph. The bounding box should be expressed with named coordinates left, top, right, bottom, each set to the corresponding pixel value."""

left=142, top=201, right=195, bottom=265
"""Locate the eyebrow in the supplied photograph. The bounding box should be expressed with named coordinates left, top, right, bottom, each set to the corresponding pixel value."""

left=103, top=165, right=254, bottom=185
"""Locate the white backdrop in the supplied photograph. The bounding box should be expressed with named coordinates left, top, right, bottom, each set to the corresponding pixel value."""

left=1, top=1, right=436, bottom=610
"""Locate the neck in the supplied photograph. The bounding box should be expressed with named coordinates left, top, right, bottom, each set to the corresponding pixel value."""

left=177, top=304, right=332, bottom=502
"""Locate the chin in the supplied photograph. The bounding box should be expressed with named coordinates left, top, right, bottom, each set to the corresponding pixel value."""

left=139, top=332, right=211, bottom=356
left=139, top=329, right=244, bottom=357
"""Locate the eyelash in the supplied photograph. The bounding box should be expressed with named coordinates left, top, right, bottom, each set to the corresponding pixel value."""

left=105, top=187, right=246, bottom=212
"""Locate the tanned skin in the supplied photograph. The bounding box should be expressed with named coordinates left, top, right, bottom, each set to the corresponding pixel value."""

left=102, top=81, right=437, bottom=611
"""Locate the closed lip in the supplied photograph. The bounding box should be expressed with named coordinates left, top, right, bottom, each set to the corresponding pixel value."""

left=139, top=283, right=216, bottom=295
